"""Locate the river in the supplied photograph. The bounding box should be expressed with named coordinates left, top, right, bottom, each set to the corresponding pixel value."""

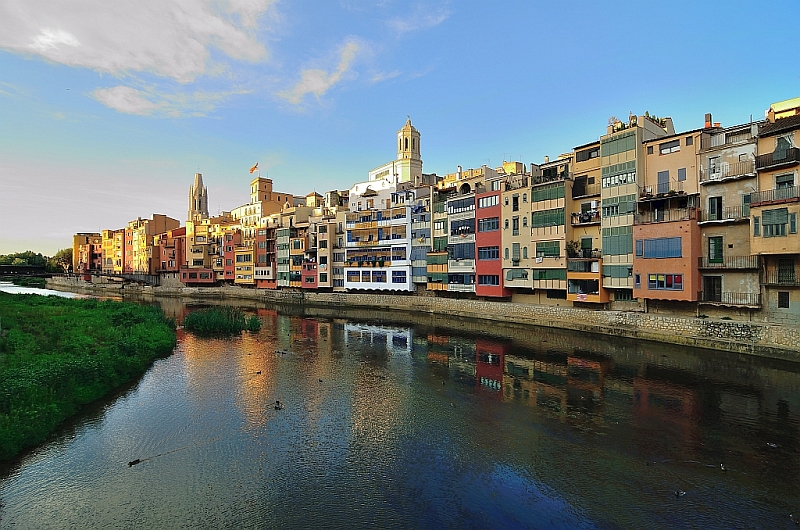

left=0, top=288, right=798, bottom=529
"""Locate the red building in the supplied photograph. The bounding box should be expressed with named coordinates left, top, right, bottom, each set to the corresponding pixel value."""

left=221, top=230, right=242, bottom=284
left=301, top=260, right=318, bottom=289
left=475, top=178, right=511, bottom=297
left=475, top=339, right=506, bottom=396
left=180, top=268, right=216, bottom=285
left=154, top=227, right=186, bottom=274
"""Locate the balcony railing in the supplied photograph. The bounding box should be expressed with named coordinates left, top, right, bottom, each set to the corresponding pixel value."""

left=762, top=269, right=800, bottom=286
left=568, top=249, right=601, bottom=259
left=570, top=210, right=601, bottom=226
left=749, top=186, right=800, bottom=205
left=700, top=131, right=754, bottom=151
left=639, top=181, right=686, bottom=199
left=572, top=182, right=601, bottom=198
left=567, top=259, right=601, bottom=273
left=755, top=148, right=800, bottom=170
left=698, top=291, right=761, bottom=307
left=698, top=255, right=759, bottom=269
left=699, top=160, right=756, bottom=183
left=635, top=207, right=698, bottom=224
left=699, top=205, right=749, bottom=222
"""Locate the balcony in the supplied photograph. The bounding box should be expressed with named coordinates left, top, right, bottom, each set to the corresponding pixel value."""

left=749, top=186, right=800, bottom=206
left=699, top=160, right=756, bottom=183
left=755, top=148, right=800, bottom=171
left=570, top=210, right=600, bottom=226
left=567, top=259, right=601, bottom=273
left=447, top=283, right=475, bottom=293
left=700, top=130, right=754, bottom=151
left=762, top=269, right=800, bottom=286
left=639, top=180, right=685, bottom=199
left=698, top=255, right=759, bottom=269
left=699, top=205, right=749, bottom=223
left=572, top=182, right=601, bottom=199
left=635, top=207, right=698, bottom=224
left=698, top=291, right=761, bottom=308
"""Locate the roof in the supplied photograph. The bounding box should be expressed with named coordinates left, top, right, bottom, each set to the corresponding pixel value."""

left=760, top=113, right=800, bottom=137
left=573, top=140, right=600, bottom=151
left=770, top=97, right=800, bottom=114
left=642, top=127, right=705, bottom=144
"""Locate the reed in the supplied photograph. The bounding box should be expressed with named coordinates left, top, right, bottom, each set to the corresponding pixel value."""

left=182, top=307, right=261, bottom=336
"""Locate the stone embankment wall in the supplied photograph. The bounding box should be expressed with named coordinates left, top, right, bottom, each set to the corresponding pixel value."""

left=47, top=277, right=799, bottom=361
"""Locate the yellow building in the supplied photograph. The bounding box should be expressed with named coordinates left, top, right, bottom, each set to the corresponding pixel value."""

left=750, top=97, right=800, bottom=322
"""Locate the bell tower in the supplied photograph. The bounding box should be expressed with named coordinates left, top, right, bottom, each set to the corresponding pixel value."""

left=397, top=116, right=421, bottom=162
left=188, top=172, right=209, bottom=222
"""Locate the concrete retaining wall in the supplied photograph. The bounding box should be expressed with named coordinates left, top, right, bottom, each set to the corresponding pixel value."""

left=46, top=277, right=799, bottom=361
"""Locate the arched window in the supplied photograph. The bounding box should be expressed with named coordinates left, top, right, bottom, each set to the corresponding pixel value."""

left=504, top=248, right=509, bottom=259
left=412, top=138, right=416, bottom=151
left=522, top=193, right=527, bottom=203
left=404, top=137, right=408, bottom=150
left=522, top=247, right=528, bottom=259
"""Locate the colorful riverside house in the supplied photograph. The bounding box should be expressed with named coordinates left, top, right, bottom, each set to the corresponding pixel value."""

left=750, top=97, right=800, bottom=322
left=633, top=127, right=703, bottom=309
left=125, top=214, right=181, bottom=274
left=426, top=189, right=449, bottom=291
left=696, top=115, right=762, bottom=313
left=73, top=233, right=100, bottom=273
left=567, top=141, right=608, bottom=304
left=528, top=156, right=571, bottom=305
left=153, top=226, right=186, bottom=279
left=254, top=215, right=279, bottom=289
left=234, top=243, right=255, bottom=286
left=600, top=113, right=674, bottom=307
left=443, top=166, right=497, bottom=294
left=409, top=183, right=436, bottom=291
left=475, top=171, right=511, bottom=298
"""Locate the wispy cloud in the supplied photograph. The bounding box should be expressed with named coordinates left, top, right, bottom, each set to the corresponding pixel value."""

left=277, top=40, right=360, bottom=105
left=371, top=70, right=401, bottom=83
left=387, top=4, right=450, bottom=35
left=0, top=0, right=276, bottom=83
left=92, top=85, right=249, bottom=117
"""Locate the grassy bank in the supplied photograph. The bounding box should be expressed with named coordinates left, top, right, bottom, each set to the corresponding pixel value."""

left=182, top=306, right=261, bottom=336
left=0, top=293, right=176, bottom=461
left=0, top=277, right=47, bottom=288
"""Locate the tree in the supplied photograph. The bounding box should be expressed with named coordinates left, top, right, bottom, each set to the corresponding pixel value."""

left=48, top=248, right=73, bottom=273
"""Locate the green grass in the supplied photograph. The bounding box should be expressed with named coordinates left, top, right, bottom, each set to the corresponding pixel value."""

left=0, top=293, right=176, bottom=461
left=182, top=306, right=262, bottom=336
left=5, top=277, right=47, bottom=288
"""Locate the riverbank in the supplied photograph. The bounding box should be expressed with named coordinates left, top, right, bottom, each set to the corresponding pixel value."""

left=47, top=277, right=800, bottom=361
left=0, top=292, right=176, bottom=461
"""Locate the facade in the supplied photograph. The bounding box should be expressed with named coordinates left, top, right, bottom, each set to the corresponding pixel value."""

left=567, top=141, right=607, bottom=303
left=124, top=215, right=180, bottom=274
left=750, top=98, right=800, bottom=321
left=475, top=173, right=510, bottom=298
left=72, top=233, right=100, bottom=272
left=427, top=190, right=449, bottom=291
left=633, top=129, right=703, bottom=305
left=697, top=117, right=762, bottom=310
left=153, top=227, right=186, bottom=274
left=600, top=114, right=674, bottom=303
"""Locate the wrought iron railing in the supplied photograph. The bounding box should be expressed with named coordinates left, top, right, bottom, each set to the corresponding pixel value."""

left=699, top=160, right=755, bottom=182
left=763, top=269, right=800, bottom=286
left=570, top=210, right=601, bottom=225
left=634, top=207, right=698, bottom=224
left=755, top=148, right=800, bottom=170
left=749, top=186, right=799, bottom=205
left=698, top=291, right=761, bottom=307
left=698, top=255, right=759, bottom=269
left=700, top=205, right=749, bottom=222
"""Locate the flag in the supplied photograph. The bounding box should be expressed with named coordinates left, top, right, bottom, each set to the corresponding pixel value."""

left=249, top=162, right=259, bottom=174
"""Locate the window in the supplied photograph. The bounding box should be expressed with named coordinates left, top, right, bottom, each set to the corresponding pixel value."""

left=634, top=274, right=641, bottom=287
left=478, top=275, right=499, bottom=286
left=791, top=213, right=797, bottom=234
left=372, top=270, right=386, bottom=283
left=763, top=208, right=789, bottom=237
left=531, top=208, right=565, bottom=228
left=192, top=259, right=204, bottom=266
left=504, top=219, right=509, bottom=229
left=478, top=195, right=499, bottom=208
left=362, top=271, right=370, bottom=282
left=347, top=271, right=360, bottom=282
left=659, top=140, right=680, bottom=155
left=512, top=217, right=520, bottom=236
left=602, top=226, right=634, bottom=256
left=776, top=173, right=794, bottom=189
left=504, top=197, right=509, bottom=206
left=754, top=216, right=760, bottom=236
left=478, top=217, right=499, bottom=232
left=601, top=195, right=636, bottom=217
left=434, top=220, right=446, bottom=232
left=601, top=161, right=636, bottom=188
left=678, top=168, right=686, bottom=181
left=647, top=274, right=683, bottom=290
left=536, top=241, right=560, bottom=258
left=776, top=135, right=793, bottom=158
left=522, top=247, right=528, bottom=259
left=319, top=273, right=327, bottom=282
left=304, top=276, right=315, bottom=284
left=708, top=196, right=723, bottom=220
left=576, top=147, right=600, bottom=162
left=657, top=170, right=670, bottom=194
left=522, top=217, right=528, bottom=227
left=478, top=246, right=500, bottom=260
left=533, top=269, right=567, bottom=280
left=504, top=248, right=509, bottom=259
left=647, top=146, right=654, bottom=155
left=392, top=270, right=406, bottom=283
left=778, top=291, right=790, bottom=308
left=522, top=193, right=527, bottom=203
left=685, top=136, right=693, bottom=146
left=512, top=195, right=519, bottom=212
left=531, top=183, right=565, bottom=202
left=640, top=237, right=682, bottom=258
left=708, top=236, right=723, bottom=263
left=601, top=130, right=636, bottom=157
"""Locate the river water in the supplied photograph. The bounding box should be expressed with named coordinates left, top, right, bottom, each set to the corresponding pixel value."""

left=1, top=290, right=799, bottom=529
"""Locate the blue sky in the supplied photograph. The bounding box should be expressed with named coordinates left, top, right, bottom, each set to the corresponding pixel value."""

left=1, top=0, right=798, bottom=255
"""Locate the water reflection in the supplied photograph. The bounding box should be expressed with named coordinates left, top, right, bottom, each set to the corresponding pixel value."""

left=0, top=297, right=798, bottom=529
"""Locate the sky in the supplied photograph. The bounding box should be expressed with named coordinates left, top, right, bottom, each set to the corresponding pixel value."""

left=1, top=0, right=798, bottom=255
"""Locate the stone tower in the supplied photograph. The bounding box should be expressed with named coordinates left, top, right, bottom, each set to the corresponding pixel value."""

left=397, top=116, right=421, bottom=162
left=188, top=173, right=209, bottom=222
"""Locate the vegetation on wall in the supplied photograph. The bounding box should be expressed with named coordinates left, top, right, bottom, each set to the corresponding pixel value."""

left=0, top=293, right=176, bottom=460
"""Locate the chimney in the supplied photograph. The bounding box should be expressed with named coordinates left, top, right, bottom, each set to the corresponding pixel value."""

left=704, top=113, right=712, bottom=128
left=544, top=155, right=549, bottom=163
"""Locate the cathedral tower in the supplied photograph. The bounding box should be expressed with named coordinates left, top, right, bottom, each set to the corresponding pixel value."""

left=188, top=173, right=209, bottom=222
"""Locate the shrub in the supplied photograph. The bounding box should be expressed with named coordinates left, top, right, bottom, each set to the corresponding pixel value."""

left=183, top=307, right=261, bottom=336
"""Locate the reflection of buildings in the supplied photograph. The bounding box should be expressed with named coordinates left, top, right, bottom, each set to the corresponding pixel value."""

left=475, top=339, right=505, bottom=396
left=342, top=323, right=412, bottom=358
left=632, top=375, right=698, bottom=445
